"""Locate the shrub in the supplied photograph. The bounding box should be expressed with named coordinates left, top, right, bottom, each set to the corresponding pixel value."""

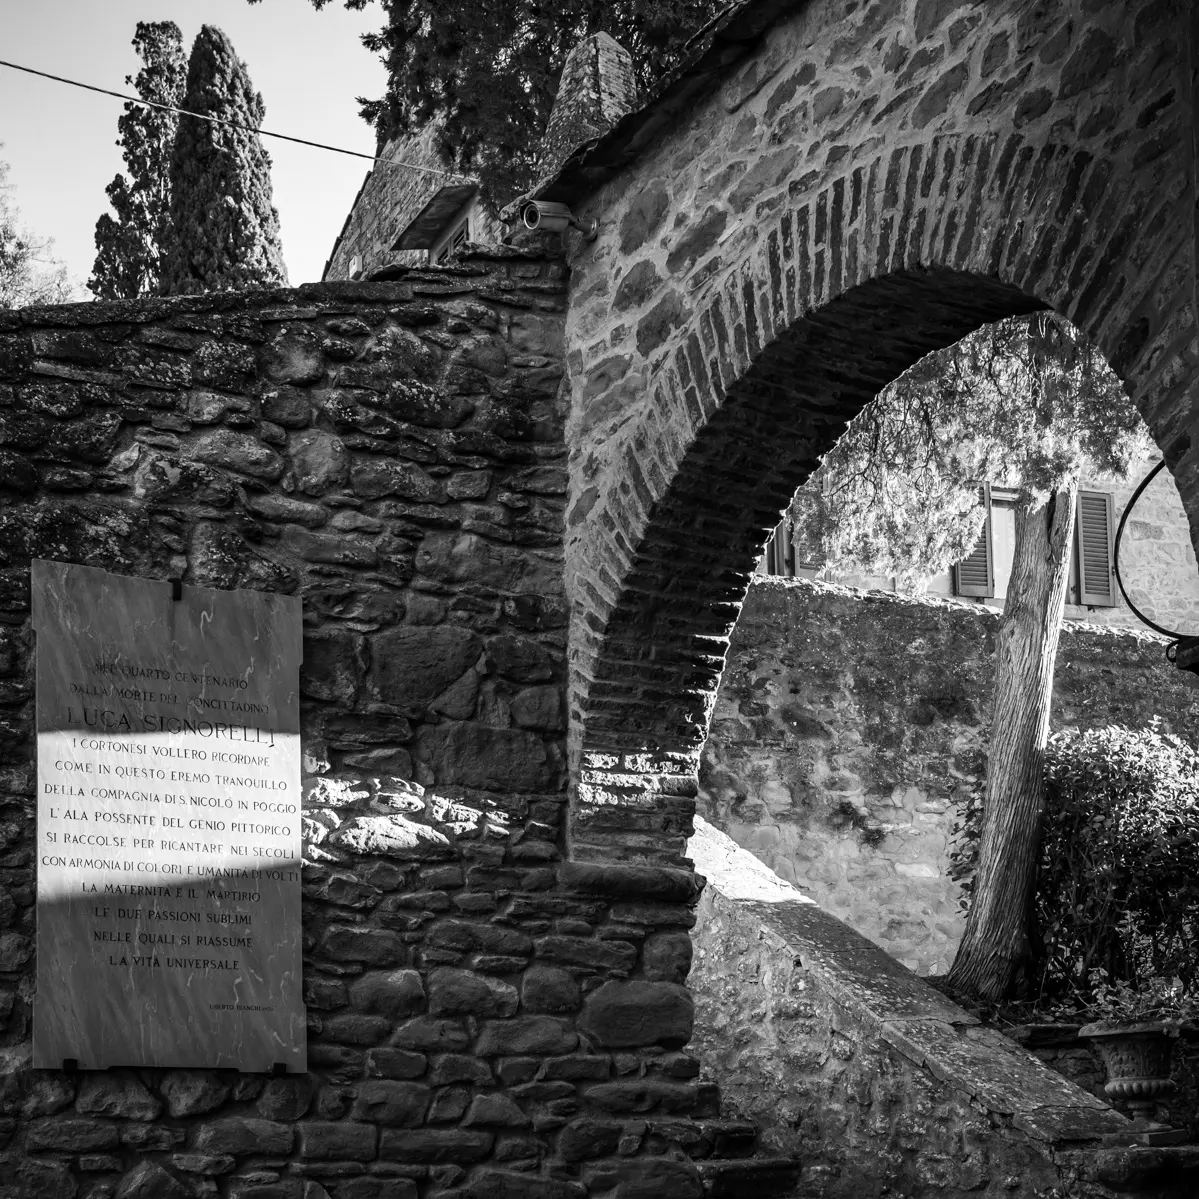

left=949, top=721, right=1199, bottom=1005
left=1055, top=968, right=1199, bottom=1025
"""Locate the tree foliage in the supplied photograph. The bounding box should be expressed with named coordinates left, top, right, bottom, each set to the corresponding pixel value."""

left=790, top=314, right=1146, bottom=584
left=0, top=156, right=74, bottom=309
left=1042, top=724, right=1199, bottom=999
left=90, top=22, right=186, bottom=300
left=158, top=26, right=288, bottom=296
left=951, top=722, right=1199, bottom=1005
left=266, top=0, right=720, bottom=203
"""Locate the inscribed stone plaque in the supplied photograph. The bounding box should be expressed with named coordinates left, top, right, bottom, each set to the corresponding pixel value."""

left=32, top=560, right=305, bottom=1071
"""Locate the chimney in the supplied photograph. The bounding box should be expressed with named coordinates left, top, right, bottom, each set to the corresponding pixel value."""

left=537, top=32, right=637, bottom=180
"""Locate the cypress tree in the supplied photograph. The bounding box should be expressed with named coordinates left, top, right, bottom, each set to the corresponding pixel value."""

left=159, top=25, right=287, bottom=295
left=90, top=22, right=185, bottom=300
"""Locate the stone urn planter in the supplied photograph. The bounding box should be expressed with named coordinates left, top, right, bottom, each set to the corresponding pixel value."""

left=1079, top=1021, right=1179, bottom=1118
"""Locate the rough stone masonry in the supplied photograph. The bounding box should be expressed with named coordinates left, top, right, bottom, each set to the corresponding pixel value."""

left=0, top=257, right=714, bottom=1199
left=3, top=0, right=1199, bottom=1196
left=0, top=256, right=1189, bottom=1199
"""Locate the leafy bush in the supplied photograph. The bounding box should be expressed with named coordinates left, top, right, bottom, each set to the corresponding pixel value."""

left=950, top=721, right=1199, bottom=1005
left=1054, top=968, right=1199, bottom=1026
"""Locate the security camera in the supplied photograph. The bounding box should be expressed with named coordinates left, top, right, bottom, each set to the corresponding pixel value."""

left=520, top=200, right=597, bottom=240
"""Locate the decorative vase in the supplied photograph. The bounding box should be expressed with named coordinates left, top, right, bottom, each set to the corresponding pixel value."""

left=1079, top=1021, right=1178, bottom=1119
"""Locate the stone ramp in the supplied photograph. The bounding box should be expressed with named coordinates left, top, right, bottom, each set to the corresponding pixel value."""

left=687, top=816, right=1196, bottom=1198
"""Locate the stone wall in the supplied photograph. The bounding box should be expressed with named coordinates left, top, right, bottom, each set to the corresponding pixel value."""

left=323, top=128, right=442, bottom=280
left=0, top=262, right=716, bottom=1199
left=2, top=262, right=1193, bottom=1198
left=699, top=577, right=1199, bottom=975
left=686, top=819, right=1187, bottom=1199
left=1072, top=452, right=1199, bottom=634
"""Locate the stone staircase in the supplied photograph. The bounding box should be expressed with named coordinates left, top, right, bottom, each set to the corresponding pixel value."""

left=666, top=1078, right=802, bottom=1197
left=696, top=1153, right=803, bottom=1198
left=675, top=1073, right=1199, bottom=1199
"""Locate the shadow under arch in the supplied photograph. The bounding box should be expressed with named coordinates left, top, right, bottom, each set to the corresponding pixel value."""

left=568, top=265, right=1170, bottom=865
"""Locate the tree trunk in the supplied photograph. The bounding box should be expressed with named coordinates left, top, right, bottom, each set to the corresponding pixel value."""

left=947, top=480, right=1078, bottom=1002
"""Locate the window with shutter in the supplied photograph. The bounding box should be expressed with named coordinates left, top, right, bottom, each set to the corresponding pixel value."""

left=953, top=484, right=994, bottom=598
left=796, top=539, right=826, bottom=571
left=789, top=488, right=826, bottom=572
left=761, top=521, right=795, bottom=576
left=758, top=524, right=777, bottom=575
left=432, top=212, right=472, bottom=264
left=1076, top=490, right=1116, bottom=606
left=760, top=518, right=826, bottom=577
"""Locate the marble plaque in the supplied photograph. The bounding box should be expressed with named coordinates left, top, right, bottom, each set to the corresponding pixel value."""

left=32, top=560, right=305, bottom=1072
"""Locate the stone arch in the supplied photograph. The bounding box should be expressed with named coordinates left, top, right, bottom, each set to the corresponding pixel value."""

left=568, top=127, right=1199, bottom=863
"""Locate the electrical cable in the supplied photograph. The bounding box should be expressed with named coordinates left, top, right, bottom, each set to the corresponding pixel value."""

left=1112, top=459, right=1199, bottom=669
left=0, top=58, right=471, bottom=182
left=1113, top=460, right=1175, bottom=636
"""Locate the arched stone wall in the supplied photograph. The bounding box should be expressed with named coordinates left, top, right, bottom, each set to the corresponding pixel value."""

left=563, top=0, right=1199, bottom=863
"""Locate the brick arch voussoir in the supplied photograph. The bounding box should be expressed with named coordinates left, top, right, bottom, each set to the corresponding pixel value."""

left=571, top=275, right=1045, bottom=867
left=569, top=134, right=1199, bottom=867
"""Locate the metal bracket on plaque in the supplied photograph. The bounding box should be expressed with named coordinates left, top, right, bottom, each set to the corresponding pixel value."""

left=271, top=1062, right=287, bottom=1077
left=171, top=578, right=183, bottom=602
left=61, top=1058, right=79, bottom=1073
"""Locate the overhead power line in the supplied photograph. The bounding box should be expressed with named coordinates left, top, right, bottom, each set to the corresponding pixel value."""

left=0, top=58, right=471, bottom=182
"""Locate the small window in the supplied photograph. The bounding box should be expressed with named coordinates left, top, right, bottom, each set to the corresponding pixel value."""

left=1076, top=490, right=1116, bottom=606
left=433, top=217, right=470, bottom=265
left=953, top=484, right=995, bottom=598
left=760, top=520, right=792, bottom=576
left=759, top=516, right=825, bottom=577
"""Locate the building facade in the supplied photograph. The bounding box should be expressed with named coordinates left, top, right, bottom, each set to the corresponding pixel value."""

left=760, top=448, right=1199, bottom=636
left=321, top=124, right=502, bottom=280
left=322, top=33, right=638, bottom=282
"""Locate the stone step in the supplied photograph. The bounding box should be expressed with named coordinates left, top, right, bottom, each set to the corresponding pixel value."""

left=692, top=1081, right=722, bottom=1119
left=648, top=1117, right=760, bottom=1159
left=688, top=1119, right=760, bottom=1159
left=696, top=1156, right=802, bottom=1198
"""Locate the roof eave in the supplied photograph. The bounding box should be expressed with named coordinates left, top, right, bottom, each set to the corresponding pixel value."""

left=393, top=183, right=480, bottom=251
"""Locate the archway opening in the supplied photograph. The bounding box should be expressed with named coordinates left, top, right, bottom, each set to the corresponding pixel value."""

left=698, top=311, right=1198, bottom=990
left=572, top=267, right=1049, bottom=865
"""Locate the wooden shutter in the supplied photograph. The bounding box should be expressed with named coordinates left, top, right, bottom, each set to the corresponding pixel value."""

left=1076, top=490, right=1115, bottom=606
left=764, top=521, right=795, bottom=576
left=953, top=484, right=994, bottom=597
left=762, top=519, right=827, bottom=576
left=760, top=523, right=778, bottom=575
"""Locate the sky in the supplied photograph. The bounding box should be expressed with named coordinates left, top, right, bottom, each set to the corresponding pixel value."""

left=1, top=0, right=389, bottom=294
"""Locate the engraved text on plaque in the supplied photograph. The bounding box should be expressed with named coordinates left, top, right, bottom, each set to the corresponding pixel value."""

left=33, top=560, right=305, bottom=1071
